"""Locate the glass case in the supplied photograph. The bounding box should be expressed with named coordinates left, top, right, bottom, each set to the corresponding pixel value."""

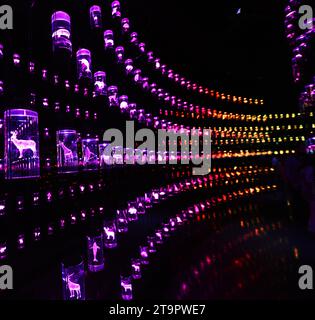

left=4, top=109, right=40, bottom=179
left=61, top=260, right=85, bottom=300
left=51, top=11, right=72, bottom=54
left=87, top=234, right=105, bottom=272
left=76, top=49, right=92, bottom=80
left=56, top=130, right=78, bottom=172
left=94, top=71, right=107, bottom=96
left=81, top=138, right=99, bottom=169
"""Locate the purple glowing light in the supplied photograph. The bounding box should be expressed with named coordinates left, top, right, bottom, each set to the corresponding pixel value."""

left=104, top=30, right=114, bottom=49
left=131, top=259, right=142, bottom=280
left=51, top=11, right=72, bottom=54
left=90, top=5, right=102, bottom=29
left=121, top=275, right=133, bottom=300
left=103, top=221, right=117, bottom=249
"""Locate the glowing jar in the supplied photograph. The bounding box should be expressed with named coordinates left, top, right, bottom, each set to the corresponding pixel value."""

left=81, top=138, right=99, bottom=169
left=103, top=220, right=117, bottom=248
left=115, top=46, right=125, bottom=63
left=108, top=86, right=119, bottom=107
left=56, top=130, right=78, bottom=172
left=94, top=71, right=107, bottom=96
left=104, top=30, right=114, bottom=49
left=51, top=11, right=72, bottom=54
left=90, top=5, right=102, bottom=29
left=61, top=259, right=85, bottom=300
left=87, top=234, right=105, bottom=272
left=4, top=109, right=40, bottom=179
left=111, top=1, right=121, bottom=19
left=76, top=49, right=92, bottom=80
left=121, top=18, right=130, bottom=33
left=121, top=275, right=133, bottom=300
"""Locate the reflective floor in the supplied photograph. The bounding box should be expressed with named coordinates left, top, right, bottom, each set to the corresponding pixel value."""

left=2, top=190, right=315, bottom=300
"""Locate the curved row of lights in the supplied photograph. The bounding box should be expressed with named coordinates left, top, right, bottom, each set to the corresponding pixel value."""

left=123, top=183, right=277, bottom=300
left=0, top=48, right=309, bottom=124
left=107, top=1, right=265, bottom=107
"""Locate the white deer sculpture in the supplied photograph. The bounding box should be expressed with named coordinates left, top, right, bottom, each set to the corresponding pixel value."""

left=121, top=282, right=132, bottom=292
left=104, top=227, right=115, bottom=240
left=66, top=273, right=81, bottom=299
left=133, top=264, right=140, bottom=273
left=59, top=142, right=73, bottom=163
left=9, top=131, right=37, bottom=158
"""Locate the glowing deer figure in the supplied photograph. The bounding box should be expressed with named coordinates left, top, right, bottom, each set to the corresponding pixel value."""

left=66, top=273, right=81, bottom=299
left=133, top=264, right=140, bottom=273
left=9, top=131, right=37, bottom=158
left=59, top=141, right=73, bottom=163
left=104, top=227, right=115, bottom=240
left=121, top=282, right=132, bottom=292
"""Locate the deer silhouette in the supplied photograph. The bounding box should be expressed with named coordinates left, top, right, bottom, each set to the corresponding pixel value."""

left=104, top=227, right=115, bottom=240
left=66, top=273, right=81, bottom=299
left=133, top=264, right=140, bottom=273
left=9, top=131, right=37, bottom=158
left=121, top=282, right=132, bottom=292
left=59, top=141, right=73, bottom=162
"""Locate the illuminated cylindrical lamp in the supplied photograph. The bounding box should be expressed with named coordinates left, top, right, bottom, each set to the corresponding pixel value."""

left=103, top=220, right=117, bottom=248
left=99, top=143, right=111, bottom=167
left=111, top=1, right=121, bottom=19
left=94, top=71, right=107, bottom=96
left=115, top=46, right=125, bottom=63
left=76, top=49, right=92, bottom=80
left=56, top=130, right=78, bottom=172
left=87, top=234, right=105, bottom=272
left=104, top=30, right=114, bottom=49
left=121, top=18, right=130, bottom=33
left=51, top=11, right=72, bottom=54
left=90, top=5, right=102, bottom=29
left=125, top=59, right=134, bottom=75
left=81, top=138, right=99, bottom=169
left=121, top=275, right=133, bottom=300
left=119, top=95, right=129, bottom=112
left=61, top=259, right=85, bottom=300
left=4, top=109, right=40, bottom=179
left=108, top=85, right=119, bottom=107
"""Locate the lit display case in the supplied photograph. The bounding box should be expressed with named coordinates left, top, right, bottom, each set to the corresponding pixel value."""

left=4, top=109, right=40, bottom=179
left=51, top=11, right=72, bottom=54
left=56, top=130, right=78, bottom=172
